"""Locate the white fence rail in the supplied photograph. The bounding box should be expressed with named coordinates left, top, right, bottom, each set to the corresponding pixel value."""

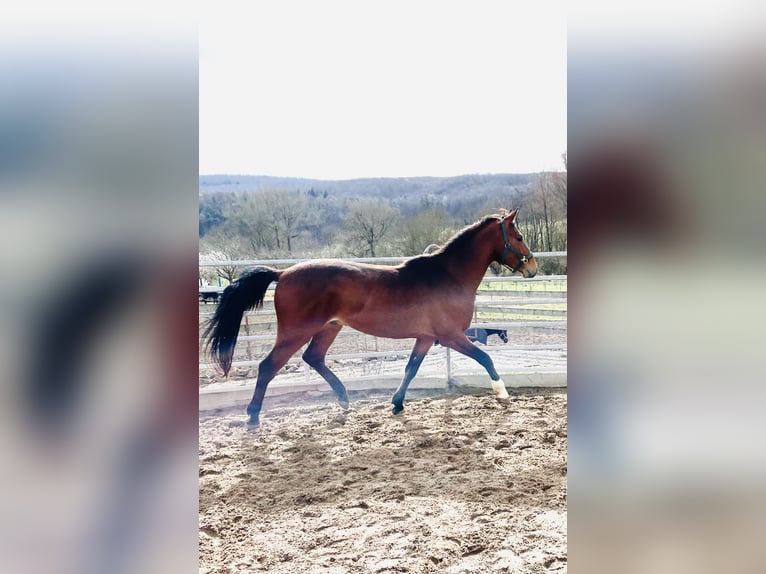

left=198, top=252, right=568, bottom=269
left=199, top=253, right=566, bottom=410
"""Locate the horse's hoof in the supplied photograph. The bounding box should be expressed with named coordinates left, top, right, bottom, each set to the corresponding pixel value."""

left=338, top=399, right=350, bottom=411
left=392, top=404, right=404, bottom=415
left=247, top=417, right=260, bottom=427
left=491, top=379, right=509, bottom=395
left=495, top=396, right=511, bottom=405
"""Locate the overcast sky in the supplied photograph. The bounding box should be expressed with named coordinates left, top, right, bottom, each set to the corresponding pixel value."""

left=200, top=1, right=566, bottom=179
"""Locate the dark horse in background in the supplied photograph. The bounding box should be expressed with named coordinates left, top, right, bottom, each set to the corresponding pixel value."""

left=434, top=328, right=508, bottom=348
left=469, top=328, right=509, bottom=345
left=204, top=209, right=536, bottom=426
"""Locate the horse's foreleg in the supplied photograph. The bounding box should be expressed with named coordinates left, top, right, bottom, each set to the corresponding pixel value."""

left=302, top=323, right=349, bottom=410
left=247, top=336, right=310, bottom=426
left=392, top=337, right=434, bottom=414
left=443, top=336, right=510, bottom=400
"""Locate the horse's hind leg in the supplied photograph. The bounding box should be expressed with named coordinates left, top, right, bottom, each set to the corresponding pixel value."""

left=392, top=337, right=434, bottom=414
left=302, top=323, right=349, bottom=409
left=247, top=335, right=311, bottom=426
left=442, top=336, right=510, bottom=400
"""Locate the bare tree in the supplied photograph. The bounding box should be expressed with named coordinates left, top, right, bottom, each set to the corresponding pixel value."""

left=199, top=221, right=254, bottom=284
left=231, top=193, right=278, bottom=254
left=260, top=189, right=309, bottom=254
left=395, top=207, right=454, bottom=255
left=551, top=152, right=567, bottom=212
left=215, top=188, right=311, bottom=257
left=199, top=266, right=218, bottom=287
left=344, top=199, right=398, bottom=257
left=520, top=168, right=567, bottom=253
left=198, top=248, right=240, bottom=285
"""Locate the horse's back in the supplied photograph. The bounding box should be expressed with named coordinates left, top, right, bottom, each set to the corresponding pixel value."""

left=279, top=259, right=397, bottom=290
left=273, top=260, right=395, bottom=321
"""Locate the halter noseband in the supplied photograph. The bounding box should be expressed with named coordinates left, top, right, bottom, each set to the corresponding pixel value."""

left=499, top=217, right=533, bottom=273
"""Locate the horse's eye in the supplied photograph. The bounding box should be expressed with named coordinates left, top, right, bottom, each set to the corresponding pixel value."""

left=517, top=235, right=523, bottom=241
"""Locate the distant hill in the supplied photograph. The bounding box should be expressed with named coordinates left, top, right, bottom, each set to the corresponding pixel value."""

left=199, top=172, right=547, bottom=244
left=199, top=171, right=565, bottom=259
left=199, top=173, right=535, bottom=203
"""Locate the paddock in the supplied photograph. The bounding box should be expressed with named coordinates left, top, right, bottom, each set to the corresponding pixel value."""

left=199, top=255, right=566, bottom=573
left=200, top=388, right=566, bottom=574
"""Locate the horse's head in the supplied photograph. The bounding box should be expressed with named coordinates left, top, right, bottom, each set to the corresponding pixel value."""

left=497, top=209, right=537, bottom=278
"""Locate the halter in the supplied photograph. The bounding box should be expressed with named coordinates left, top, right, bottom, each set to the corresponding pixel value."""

left=499, top=217, right=533, bottom=273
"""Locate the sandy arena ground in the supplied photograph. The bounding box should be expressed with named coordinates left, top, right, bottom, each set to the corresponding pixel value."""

left=200, top=388, right=567, bottom=573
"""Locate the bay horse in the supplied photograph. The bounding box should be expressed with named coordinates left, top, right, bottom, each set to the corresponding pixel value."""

left=204, top=209, right=537, bottom=426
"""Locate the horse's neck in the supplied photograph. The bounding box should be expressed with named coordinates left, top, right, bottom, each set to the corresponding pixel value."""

left=437, top=228, right=496, bottom=290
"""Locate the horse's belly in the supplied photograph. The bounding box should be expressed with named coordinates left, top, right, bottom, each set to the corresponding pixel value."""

left=340, top=303, right=469, bottom=340
left=344, top=321, right=424, bottom=339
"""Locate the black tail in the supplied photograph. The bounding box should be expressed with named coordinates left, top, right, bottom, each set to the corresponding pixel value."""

left=202, top=266, right=281, bottom=375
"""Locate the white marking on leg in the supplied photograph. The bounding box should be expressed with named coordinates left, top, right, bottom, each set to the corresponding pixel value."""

left=491, top=378, right=510, bottom=399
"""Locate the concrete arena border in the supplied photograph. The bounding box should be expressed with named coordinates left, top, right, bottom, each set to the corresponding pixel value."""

left=199, top=371, right=566, bottom=412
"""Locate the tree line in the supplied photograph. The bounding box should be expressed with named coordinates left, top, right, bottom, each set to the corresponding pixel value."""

left=199, top=168, right=566, bottom=283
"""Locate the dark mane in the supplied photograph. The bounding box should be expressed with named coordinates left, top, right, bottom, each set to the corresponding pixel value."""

left=434, top=210, right=511, bottom=256
left=398, top=212, right=505, bottom=276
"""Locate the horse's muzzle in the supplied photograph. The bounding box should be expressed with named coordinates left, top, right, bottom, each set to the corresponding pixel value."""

left=521, top=257, right=538, bottom=278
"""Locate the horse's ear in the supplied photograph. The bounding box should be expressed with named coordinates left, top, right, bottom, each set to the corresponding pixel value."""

left=507, top=209, right=518, bottom=221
